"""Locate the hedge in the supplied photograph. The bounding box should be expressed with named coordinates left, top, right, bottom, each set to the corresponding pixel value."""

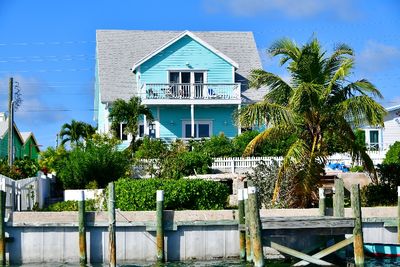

left=111, top=178, right=230, bottom=211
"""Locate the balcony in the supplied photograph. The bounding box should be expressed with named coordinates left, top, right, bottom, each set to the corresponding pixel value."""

left=139, top=83, right=241, bottom=105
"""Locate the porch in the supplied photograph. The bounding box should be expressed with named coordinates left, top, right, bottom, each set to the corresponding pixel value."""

left=140, top=83, right=241, bottom=105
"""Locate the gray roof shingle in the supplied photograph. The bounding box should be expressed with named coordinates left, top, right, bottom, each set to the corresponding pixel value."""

left=96, top=30, right=265, bottom=103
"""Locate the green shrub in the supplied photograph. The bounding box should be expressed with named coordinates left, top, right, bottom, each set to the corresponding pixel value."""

left=350, top=165, right=364, bottom=172
left=383, top=141, right=400, bottom=164
left=46, top=199, right=97, bottom=211
left=135, top=137, right=168, bottom=159
left=111, top=178, right=230, bottom=211
left=361, top=184, right=396, bottom=207
left=160, top=151, right=212, bottom=179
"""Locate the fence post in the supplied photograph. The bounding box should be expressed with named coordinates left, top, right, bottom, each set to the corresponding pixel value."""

left=248, top=186, right=265, bottom=267
left=0, top=180, right=6, bottom=266
left=244, top=188, right=252, bottom=263
left=78, top=190, right=87, bottom=266
left=238, top=189, right=246, bottom=260
left=108, top=182, right=116, bottom=267
left=156, top=190, right=165, bottom=263
left=17, top=183, right=21, bottom=212
left=231, top=158, right=235, bottom=174
left=334, top=179, right=344, bottom=217
left=398, top=186, right=400, bottom=244
left=318, top=188, right=326, bottom=216
left=351, top=184, right=364, bottom=266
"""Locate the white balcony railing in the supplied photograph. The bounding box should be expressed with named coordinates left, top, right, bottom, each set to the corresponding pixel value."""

left=140, top=83, right=241, bottom=100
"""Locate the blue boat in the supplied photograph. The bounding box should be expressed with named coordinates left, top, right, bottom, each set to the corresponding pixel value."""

left=364, top=243, right=400, bottom=257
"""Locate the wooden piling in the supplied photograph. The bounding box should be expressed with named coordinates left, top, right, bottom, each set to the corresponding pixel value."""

left=247, top=186, right=265, bottom=267
left=244, top=188, right=253, bottom=263
left=398, top=186, right=400, bottom=244
left=238, top=189, right=246, bottom=260
left=0, top=188, right=5, bottom=266
left=334, top=179, right=344, bottom=217
left=351, top=184, right=364, bottom=266
left=156, top=190, right=165, bottom=263
left=318, top=188, right=326, bottom=216
left=108, top=182, right=116, bottom=267
left=78, top=190, right=87, bottom=266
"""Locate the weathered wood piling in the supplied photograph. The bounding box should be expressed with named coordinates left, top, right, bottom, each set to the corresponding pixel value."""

left=78, top=190, right=87, bottom=266
left=0, top=188, right=5, bottom=266
left=156, top=190, right=165, bottom=263
left=318, top=187, right=326, bottom=216
left=237, top=188, right=246, bottom=260
left=351, top=184, right=364, bottom=266
left=244, top=188, right=253, bottom=263
left=334, top=179, right=344, bottom=217
left=108, top=182, right=116, bottom=267
left=247, top=186, right=264, bottom=267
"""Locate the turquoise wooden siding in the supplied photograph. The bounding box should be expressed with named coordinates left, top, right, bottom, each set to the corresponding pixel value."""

left=157, top=105, right=238, bottom=139
left=140, top=35, right=234, bottom=84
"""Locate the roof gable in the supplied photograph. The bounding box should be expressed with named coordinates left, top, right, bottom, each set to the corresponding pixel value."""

left=131, top=31, right=239, bottom=71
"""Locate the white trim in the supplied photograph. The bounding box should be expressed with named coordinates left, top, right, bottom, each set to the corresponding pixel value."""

left=131, top=31, right=239, bottom=71
left=386, top=104, right=400, bottom=112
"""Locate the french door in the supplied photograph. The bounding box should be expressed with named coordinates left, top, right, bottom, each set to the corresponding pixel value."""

left=169, top=71, right=205, bottom=98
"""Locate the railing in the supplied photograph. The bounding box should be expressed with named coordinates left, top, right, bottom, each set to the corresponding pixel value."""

left=140, top=83, right=241, bottom=100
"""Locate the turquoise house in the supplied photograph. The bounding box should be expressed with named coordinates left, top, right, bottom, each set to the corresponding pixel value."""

left=95, top=30, right=266, bottom=145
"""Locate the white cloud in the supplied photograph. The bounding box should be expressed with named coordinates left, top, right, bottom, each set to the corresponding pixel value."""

left=203, top=0, right=358, bottom=19
left=357, top=41, right=400, bottom=74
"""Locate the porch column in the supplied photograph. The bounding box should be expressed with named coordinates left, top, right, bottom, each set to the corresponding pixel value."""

left=238, top=104, right=241, bottom=135
left=144, top=115, right=148, bottom=136
left=191, top=104, right=195, bottom=138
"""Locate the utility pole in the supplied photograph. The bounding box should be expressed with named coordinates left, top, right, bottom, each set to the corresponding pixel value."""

left=8, top=77, right=13, bottom=167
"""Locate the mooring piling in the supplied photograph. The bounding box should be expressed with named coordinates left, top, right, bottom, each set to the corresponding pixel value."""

left=0, top=184, right=5, bottom=266
left=244, top=188, right=253, bottom=263
left=318, top=187, right=326, bottom=216
left=156, top=190, right=165, bottom=263
left=237, top=188, right=246, bottom=260
left=78, top=190, right=87, bottom=266
left=108, top=182, right=116, bottom=267
left=334, top=179, right=344, bottom=217
left=247, top=186, right=265, bottom=267
left=351, top=184, right=364, bottom=266
left=398, top=186, right=400, bottom=244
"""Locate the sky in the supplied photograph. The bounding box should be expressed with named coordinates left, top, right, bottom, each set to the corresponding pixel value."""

left=0, top=0, right=399, bottom=149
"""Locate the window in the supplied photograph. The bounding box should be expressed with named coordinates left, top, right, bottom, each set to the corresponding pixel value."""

left=369, top=130, right=379, bottom=150
left=139, top=124, right=144, bottom=138
left=183, top=120, right=212, bottom=138
left=169, top=71, right=206, bottom=98
left=120, top=123, right=128, bottom=141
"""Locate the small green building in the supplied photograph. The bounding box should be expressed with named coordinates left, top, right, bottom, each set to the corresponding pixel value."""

left=0, top=113, right=40, bottom=160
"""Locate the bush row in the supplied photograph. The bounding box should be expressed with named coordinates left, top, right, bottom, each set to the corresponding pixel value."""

left=111, top=178, right=230, bottom=211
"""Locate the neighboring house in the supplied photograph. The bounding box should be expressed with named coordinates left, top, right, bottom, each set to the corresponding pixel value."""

left=360, top=104, right=400, bottom=151
left=0, top=112, right=40, bottom=160
left=95, top=30, right=266, bottom=146
left=20, top=132, right=41, bottom=160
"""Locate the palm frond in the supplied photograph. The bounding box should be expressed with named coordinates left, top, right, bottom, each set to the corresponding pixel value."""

left=268, top=38, right=301, bottom=63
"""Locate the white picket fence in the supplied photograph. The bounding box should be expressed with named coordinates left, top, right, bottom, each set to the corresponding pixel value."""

left=212, top=151, right=386, bottom=173
left=0, top=173, right=54, bottom=220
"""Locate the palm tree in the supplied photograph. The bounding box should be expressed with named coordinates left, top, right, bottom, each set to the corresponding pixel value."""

left=236, top=38, right=387, bottom=207
left=108, top=96, right=154, bottom=152
left=60, top=120, right=96, bottom=146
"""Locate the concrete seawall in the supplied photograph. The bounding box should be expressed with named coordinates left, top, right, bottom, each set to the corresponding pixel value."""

left=5, top=208, right=398, bottom=264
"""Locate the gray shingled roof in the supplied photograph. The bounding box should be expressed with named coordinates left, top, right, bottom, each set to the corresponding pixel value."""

left=96, top=30, right=266, bottom=103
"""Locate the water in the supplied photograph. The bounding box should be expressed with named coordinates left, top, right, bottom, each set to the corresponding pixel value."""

left=8, top=257, right=400, bottom=267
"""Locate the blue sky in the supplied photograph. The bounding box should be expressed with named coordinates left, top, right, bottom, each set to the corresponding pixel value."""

left=0, top=0, right=399, bottom=149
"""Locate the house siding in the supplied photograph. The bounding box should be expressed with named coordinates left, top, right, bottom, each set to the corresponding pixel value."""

left=22, top=137, right=40, bottom=160
left=140, top=35, right=233, bottom=85
left=0, top=130, right=24, bottom=160
left=382, top=109, right=400, bottom=148
left=156, top=105, right=237, bottom=139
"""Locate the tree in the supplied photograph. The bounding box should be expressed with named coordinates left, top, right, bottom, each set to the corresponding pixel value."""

left=59, top=120, right=95, bottom=146
left=108, top=96, right=154, bottom=152
left=236, top=38, right=387, bottom=207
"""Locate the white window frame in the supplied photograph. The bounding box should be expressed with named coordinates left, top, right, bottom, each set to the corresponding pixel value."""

left=182, top=119, right=213, bottom=138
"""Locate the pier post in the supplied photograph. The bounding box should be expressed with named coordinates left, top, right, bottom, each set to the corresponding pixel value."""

left=78, top=190, right=87, bottom=266
left=244, top=188, right=253, bottom=262
left=398, top=186, right=400, bottom=244
left=238, top=189, right=246, bottom=260
left=108, top=182, right=116, bottom=267
left=0, top=186, right=5, bottom=266
left=351, top=184, right=364, bottom=266
left=334, top=179, right=344, bottom=217
left=318, top=188, right=326, bottom=216
left=248, top=186, right=265, bottom=267
left=156, top=190, right=165, bottom=263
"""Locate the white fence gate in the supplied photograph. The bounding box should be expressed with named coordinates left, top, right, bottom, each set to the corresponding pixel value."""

left=0, top=172, right=54, bottom=220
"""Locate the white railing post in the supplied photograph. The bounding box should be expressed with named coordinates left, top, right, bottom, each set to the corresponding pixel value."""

left=231, top=158, right=235, bottom=174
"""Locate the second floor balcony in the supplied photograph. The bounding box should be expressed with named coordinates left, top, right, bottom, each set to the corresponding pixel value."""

left=139, top=83, right=241, bottom=105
